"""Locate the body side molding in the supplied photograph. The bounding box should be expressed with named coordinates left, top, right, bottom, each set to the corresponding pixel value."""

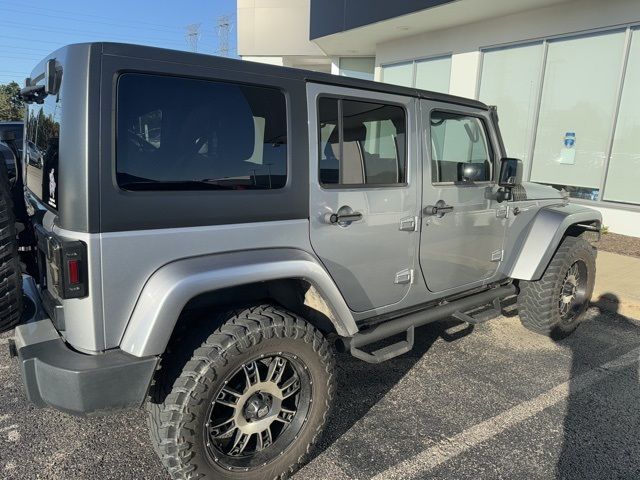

left=120, top=248, right=358, bottom=357
left=507, top=204, right=602, bottom=281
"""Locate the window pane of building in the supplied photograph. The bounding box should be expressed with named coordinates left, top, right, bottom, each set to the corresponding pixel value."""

left=530, top=31, right=625, bottom=200
left=415, top=56, right=451, bottom=93
left=479, top=43, right=542, bottom=170
left=381, top=62, right=413, bottom=87
left=604, top=30, right=640, bottom=205
left=339, top=57, right=375, bottom=80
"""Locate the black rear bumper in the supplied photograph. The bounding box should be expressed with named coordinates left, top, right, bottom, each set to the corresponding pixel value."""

left=12, top=277, right=158, bottom=416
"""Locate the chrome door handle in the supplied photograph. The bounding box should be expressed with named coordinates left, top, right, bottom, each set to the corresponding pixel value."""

left=424, top=201, right=454, bottom=217
left=324, top=211, right=363, bottom=225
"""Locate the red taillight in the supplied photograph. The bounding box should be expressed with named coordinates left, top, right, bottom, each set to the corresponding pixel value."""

left=68, top=259, right=80, bottom=285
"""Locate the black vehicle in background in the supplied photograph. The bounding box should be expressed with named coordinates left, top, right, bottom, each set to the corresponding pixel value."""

left=0, top=121, right=23, bottom=158
left=0, top=122, right=22, bottom=185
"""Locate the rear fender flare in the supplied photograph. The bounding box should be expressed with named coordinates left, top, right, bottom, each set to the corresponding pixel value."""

left=119, top=248, right=358, bottom=357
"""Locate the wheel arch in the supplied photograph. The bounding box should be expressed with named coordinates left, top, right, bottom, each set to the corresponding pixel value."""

left=507, top=203, right=602, bottom=282
left=119, top=248, right=358, bottom=357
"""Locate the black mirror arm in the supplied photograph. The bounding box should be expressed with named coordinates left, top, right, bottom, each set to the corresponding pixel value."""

left=495, top=187, right=513, bottom=203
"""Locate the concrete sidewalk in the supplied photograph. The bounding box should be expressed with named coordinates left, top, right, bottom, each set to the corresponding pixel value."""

left=593, top=250, right=640, bottom=319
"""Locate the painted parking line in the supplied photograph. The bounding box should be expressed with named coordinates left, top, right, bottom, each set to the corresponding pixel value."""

left=373, top=346, right=640, bottom=480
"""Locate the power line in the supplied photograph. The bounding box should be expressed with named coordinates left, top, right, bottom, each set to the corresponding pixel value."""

left=0, top=20, right=187, bottom=48
left=0, top=1, right=184, bottom=33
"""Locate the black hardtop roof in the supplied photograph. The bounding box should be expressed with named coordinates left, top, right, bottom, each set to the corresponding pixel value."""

left=59, top=42, right=488, bottom=111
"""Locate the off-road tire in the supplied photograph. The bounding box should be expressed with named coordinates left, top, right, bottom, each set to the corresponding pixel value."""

left=518, top=236, right=596, bottom=339
left=0, top=159, right=22, bottom=332
left=147, top=304, right=335, bottom=480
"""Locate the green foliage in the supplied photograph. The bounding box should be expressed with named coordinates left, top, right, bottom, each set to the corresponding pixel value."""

left=0, top=81, right=25, bottom=121
left=601, top=224, right=609, bottom=235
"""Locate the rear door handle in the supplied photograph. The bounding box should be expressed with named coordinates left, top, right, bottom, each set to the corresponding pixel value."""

left=424, top=201, right=454, bottom=217
left=324, top=211, right=363, bottom=225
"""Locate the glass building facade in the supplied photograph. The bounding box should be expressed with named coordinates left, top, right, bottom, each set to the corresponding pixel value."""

left=479, top=27, right=640, bottom=206
left=381, top=55, right=452, bottom=93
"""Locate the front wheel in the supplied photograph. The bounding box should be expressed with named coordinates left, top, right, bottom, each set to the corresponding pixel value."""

left=518, top=236, right=596, bottom=339
left=147, top=305, right=335, bottom=480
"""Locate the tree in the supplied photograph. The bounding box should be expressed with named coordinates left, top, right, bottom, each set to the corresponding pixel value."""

left=0, top=81, right=25, bottom=121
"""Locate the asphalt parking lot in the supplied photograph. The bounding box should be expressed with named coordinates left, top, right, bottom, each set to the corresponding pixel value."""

left=1, top=304, right=639, bottom=479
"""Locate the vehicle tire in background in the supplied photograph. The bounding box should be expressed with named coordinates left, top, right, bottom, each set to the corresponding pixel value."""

left=518, top=236, right=596, bottom=339
left=0, top=156, right=23, bottom=332
left=147, top=304, right=335, bottom=480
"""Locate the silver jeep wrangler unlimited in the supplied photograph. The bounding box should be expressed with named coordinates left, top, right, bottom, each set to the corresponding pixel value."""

left=2, top=43, right=600, bottom=480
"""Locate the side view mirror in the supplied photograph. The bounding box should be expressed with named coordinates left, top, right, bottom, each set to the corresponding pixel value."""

left=496, top=157, right=523, bottom=202
left=45, top=59, right=62, bottom=95
left=498, top=157, right=523, bottom=188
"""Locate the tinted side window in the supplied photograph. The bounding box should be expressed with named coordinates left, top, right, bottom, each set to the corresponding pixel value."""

left=318, top=97, right=406, bottom=186
left=430, top=112, right=492, bottom=184
left=117, top=74, right=287, bottom=190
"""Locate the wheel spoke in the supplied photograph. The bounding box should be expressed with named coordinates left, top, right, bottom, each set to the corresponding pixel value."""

left=229, top=430, right=252, bottom=455
left=280, top=373, right=301, bottom=399
left=274, top=407, right=296, bottom=425
left=215, top=386, right=242, bottom=407
left=256, top=427, right=273, bottom=451
left=243, top=361, right=261, bottom=387
left=266, top=356, right=287, bottom=385
left=209, top=418, right=236, bottom=439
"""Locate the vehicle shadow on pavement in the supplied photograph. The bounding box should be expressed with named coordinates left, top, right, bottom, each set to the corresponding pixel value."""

left=556, top=295, right=640, bottom=480
left=308, top=319, right=474, bottom=463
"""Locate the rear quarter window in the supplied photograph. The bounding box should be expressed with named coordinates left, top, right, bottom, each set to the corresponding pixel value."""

left=116, top=73, right=288, bottom=191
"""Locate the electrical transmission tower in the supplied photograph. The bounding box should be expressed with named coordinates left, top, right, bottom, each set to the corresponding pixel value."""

left=216, top=15, right=233, bottom=57
left=185, top=23, right=202, bottom=52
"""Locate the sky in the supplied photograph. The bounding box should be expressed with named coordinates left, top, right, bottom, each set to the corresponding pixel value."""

left=0, top=0, right=237, bottom=86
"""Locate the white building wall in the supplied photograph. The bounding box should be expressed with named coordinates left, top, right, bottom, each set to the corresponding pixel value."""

left=237, top=0, right=324, bottom=57
left=241, top=56, right=285, bottom=66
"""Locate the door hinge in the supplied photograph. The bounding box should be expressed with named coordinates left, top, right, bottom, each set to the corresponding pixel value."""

left=496, top=206, right=509, bottom=218
left=491, top=249, right=504, bottom=262
left=399, top=216, right=418, bottom=232
left=395, top=268, right=414, bottom=285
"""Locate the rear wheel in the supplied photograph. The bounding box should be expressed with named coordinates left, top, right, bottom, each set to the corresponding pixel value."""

left=147, top=304, right=335, bottom=480
left=518, top=236, right=595, bottom=338
left=0, top=158, right=22, bottom=332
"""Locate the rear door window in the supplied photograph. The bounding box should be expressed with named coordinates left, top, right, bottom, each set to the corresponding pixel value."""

left=116, top=74, right=288, bottom=190
left=318, top=97, right=406, bottom=186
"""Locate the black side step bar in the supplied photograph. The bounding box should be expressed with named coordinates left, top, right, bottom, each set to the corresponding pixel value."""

left=452, top=298, right=504, bottom=325
left=348, top=284, right=517, bottom=364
